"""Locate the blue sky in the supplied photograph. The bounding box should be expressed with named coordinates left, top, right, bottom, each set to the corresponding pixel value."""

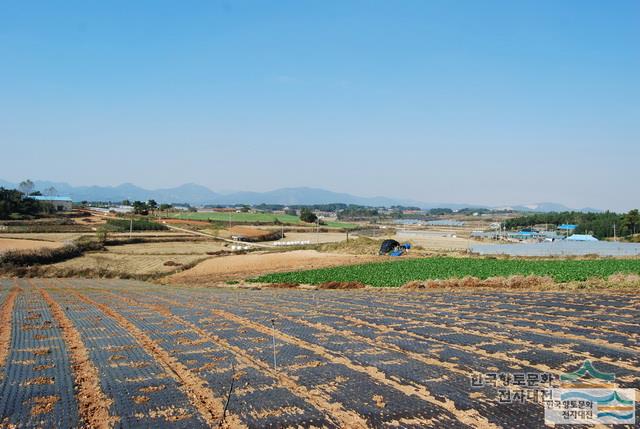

left=1, top=1, right=638, bottom=210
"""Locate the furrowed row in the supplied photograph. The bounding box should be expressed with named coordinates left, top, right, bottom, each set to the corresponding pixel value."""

left=42, top=281, right=210, bottom=428
left=380, top=291, right=640, bottom=341
left=36, top=282, right=114, bottom=429
left=0, top=281, right=20, bottom=379
left=365, top=292, right=640, bottom=349
left=106, top=290, right=362, bottom=428
left=229, top=289, right=640, bottom=423
left=212, top=292, right=549, bottom=428
left=147, top=287, right=549, bottom=428
left=65, top=286, right=235, bottom=428
left=0, top=280, right=79, bottom=428
left=106, top=286, right=472, bottom=428
left=67, top=281, right=341, bottom=429
left=313, top=292, right=640, bottom=377
left=31, top=278, right=640, bottom=428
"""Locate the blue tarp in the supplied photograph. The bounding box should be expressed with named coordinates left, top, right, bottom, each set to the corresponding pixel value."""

left=558, top=224, right=577, bottom=230
left=31, top=196, right=72, bottom=202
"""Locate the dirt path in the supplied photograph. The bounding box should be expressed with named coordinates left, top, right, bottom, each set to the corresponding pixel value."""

left=37, top=284, right=114, bottom=428
left=0, top=285, right=19, bottom=371
left=165, top=250, right=378, bottom=284
left=69, top=290, right=242, bottom=428
left=162, top=224, right=273, bottom=249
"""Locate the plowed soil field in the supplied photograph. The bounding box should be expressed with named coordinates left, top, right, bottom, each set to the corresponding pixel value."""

left=46, top=253, right=208, bottom=276
left=0, top=238, right=64, bottom=254
left=0, top=278, right=638, bottom=428
left=167, top=250, right=379, bottom=283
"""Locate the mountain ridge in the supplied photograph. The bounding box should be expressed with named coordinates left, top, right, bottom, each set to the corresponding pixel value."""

left=0, top=179, right=601, bottom=212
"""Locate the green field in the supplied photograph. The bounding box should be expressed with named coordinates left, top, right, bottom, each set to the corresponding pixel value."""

left=252, top=257, right=640, bottom=287
left=169, top=211, right=357, bottom=229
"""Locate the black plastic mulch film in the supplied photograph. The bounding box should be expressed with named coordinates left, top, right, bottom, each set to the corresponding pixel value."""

left=0, top=281, right=79, bottom=428
left=1, top=278, right=638, bottom=428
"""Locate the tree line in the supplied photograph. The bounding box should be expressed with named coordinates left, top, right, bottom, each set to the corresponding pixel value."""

left=504, top=210, right=640, bottom=239
left=0, top=188, right=55, bottom=220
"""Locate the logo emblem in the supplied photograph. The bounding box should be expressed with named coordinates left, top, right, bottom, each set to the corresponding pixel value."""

left=545, top=360, right=636, bottom=425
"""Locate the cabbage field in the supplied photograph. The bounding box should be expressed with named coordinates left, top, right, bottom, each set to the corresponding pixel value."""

left=252, top=257, right=640, bottom=286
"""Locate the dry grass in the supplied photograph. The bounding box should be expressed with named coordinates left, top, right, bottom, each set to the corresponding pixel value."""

left=0, top=233, right=87, bottom=243
left=402, top=275, right=556, bottom=290
left=258, top=280, right=366, bottom=290
left=316, top=237, right=383, bottom=255
left=0, top=241, right=104, bottom=270
left=42, top=252, right=209, bottom=277
left=317, top=281, right=366, bottom=290
left=226, top=226, right=282, bottom=242
left=165, top=250, right=378, bottom=284
left=261, top=282, right=301, bottom=289
left=269, top=232, right=348, bottom=244
left=105, top=241, right=226, bottom=255
left=0, top=231, right=194, bottom=243
left=572, top=273, right=640, bottom=290
left=401, top=273, right=640, bottom=290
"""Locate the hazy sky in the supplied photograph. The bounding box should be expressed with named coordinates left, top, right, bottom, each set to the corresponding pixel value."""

left=1, top=1, right=638, bottom=210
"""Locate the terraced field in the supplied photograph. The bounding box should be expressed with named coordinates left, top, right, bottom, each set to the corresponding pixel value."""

left=45, top=253, right=209, bottom=277
left=0, top=278, right=638, bottom=428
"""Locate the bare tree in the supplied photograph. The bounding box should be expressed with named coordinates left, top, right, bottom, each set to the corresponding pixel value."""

left=18, top=179, right=35, bottom=196
left=43, top=186, right=58, bottom=196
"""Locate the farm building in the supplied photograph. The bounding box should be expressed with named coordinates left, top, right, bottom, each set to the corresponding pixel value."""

left=89, top=205, right=133, bottom=214
left=557, top=224, right=578, bottom=238
left=567, top=234, right=599, bottom=242
left=31, top=195, right=73, bottom=211
left=426, top=219, right=465, bottom=227
left=558, top=224, right=577, bottom=231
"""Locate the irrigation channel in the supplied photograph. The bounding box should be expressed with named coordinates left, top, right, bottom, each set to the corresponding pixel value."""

left=0, top=278, right=638, bottom=428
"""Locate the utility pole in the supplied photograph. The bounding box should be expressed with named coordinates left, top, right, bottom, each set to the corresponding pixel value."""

left=270, top=318, right=277, bottom=373
left=613, top=223, right=617, bottom=242
left=129, top=216, right=133, bottom=239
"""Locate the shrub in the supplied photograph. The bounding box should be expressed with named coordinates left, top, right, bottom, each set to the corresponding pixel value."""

left=105, top=218, right=168, bottom=232
left=300, top=208, right=318, bottom=223
left=0, top=240, right=104, bottom=268
left=96, top=227, right=109, bottom=243
left=0, top=188, right=45, bottom=220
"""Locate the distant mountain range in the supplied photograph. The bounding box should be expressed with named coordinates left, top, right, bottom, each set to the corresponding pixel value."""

left=0, top=179, right=601, bottom=212
left=493, top=202, right=603, bottom=213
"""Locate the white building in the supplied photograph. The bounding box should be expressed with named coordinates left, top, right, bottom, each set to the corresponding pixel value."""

left=567, top=234, right=599, bottom=242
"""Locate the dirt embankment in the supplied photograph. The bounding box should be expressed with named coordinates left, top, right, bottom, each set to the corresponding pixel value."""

left=164, top=250, right=378, bottom=284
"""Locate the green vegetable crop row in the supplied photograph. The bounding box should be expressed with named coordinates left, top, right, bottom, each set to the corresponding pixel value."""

left=251, top=257, right=640, bottom=287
